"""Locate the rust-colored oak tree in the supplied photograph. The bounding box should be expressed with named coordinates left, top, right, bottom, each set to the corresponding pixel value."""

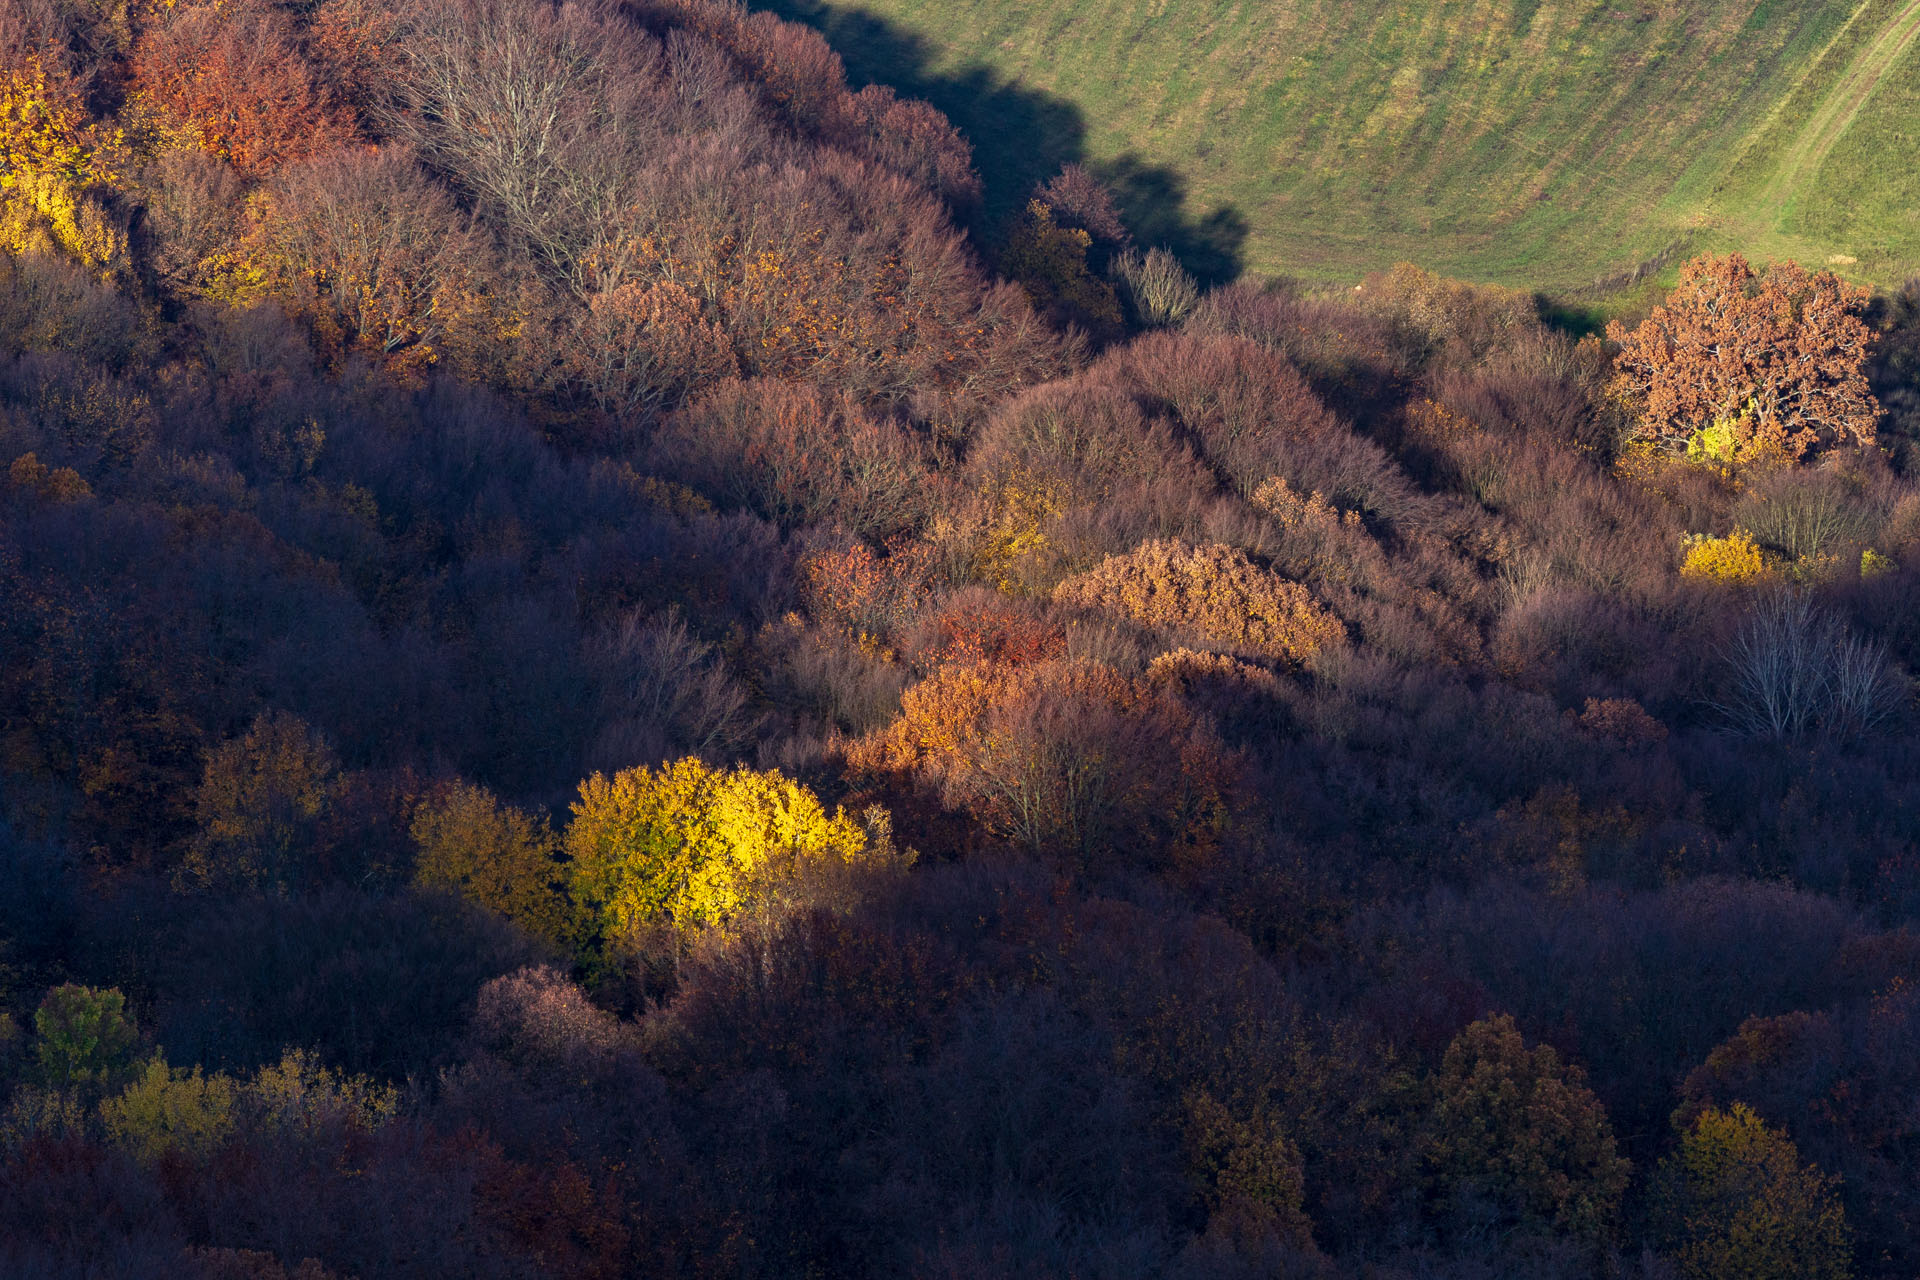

left=1606, top=254, right=1877, bottom=463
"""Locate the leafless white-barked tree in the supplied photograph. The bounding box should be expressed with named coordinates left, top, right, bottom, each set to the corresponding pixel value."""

left=1715, top=590, right=1906, bottom=739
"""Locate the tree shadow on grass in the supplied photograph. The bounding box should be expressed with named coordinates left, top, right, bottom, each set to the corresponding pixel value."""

left=754, top=0, right=1248, bottom=285
left=1096, top=154, right=1249, bottom=286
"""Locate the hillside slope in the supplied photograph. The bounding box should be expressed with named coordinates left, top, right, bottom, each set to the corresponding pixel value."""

left=760, top=0, right=1920, bottom=289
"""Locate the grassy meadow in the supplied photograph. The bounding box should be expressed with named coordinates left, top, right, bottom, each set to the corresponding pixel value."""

left=760, top=0, right=1920, bottom=292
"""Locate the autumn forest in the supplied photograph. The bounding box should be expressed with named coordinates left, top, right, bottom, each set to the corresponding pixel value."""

left=1, top=0, right=1919, bottom=1277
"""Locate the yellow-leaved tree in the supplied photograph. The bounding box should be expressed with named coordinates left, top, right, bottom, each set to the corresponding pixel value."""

left=178, top=712, right=338, bottom=896
left=1420, top=1014, right=1631, bottom=1246
left=564, top=758, right=873, bottom=957
left=1656, top=1102, right=1851, bottom=1280
left=411, top=780, right=570, bottom=949
left=0, top=53, right=127, bottom=273
left=99, top=1058, right=236, bottom=1164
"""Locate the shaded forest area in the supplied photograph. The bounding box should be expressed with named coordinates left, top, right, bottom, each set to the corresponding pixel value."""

left=1, top=0, right=1919, bottom=1277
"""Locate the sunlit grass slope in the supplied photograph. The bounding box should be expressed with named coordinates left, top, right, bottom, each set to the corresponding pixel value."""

left=761, top=0, right=1920, bottom=289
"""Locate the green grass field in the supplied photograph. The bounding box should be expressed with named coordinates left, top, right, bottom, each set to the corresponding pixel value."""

left=760, top=0, right=1920, bottom=292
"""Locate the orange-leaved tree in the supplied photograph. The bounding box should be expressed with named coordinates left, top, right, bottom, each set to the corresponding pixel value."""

left=800, top=537, right=937, bottom=645
left=855, top=657, right=1243, bottom=871
left=1606, top=254, right=1876, bottom=464
left=1053, top=539, right=1345, bottom=666
left=130, top=1, right=358, bottom=175
left=566, top=279, right=736, bottom=423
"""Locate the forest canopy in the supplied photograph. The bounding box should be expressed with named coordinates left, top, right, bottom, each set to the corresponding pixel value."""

left=1, top=1, right=1919, bottom=1277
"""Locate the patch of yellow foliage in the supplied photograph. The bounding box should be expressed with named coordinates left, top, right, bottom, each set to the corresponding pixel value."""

left=967, top=474, right=1063, bottom=593
left=0, top=58, right=128, bottom=274
left=1680, top=530, right=1771, bottom=583
left=1660, top=1103, right=1851, bottom=1280
left=99, top=1047, right=396, bottom=1166
left=100, top=1058, right=235, bottom=1164
left=566, top=757, right=872, bottom=945
left=411, top=780, right=570, bottom=948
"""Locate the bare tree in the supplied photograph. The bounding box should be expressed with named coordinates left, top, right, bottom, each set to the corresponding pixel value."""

left=1112, top=247, right=1199, bottom=329
left=1716, top=591, right=1906, bottom=739
left=378, top=0, right=668, bottom=297
left=584, top=606, right=757, bottom=769
left=1735, top=468, right=1874, bottom=561
left=1825, top=624, right=1907, bottom=738
left=260, top=146, right=496, bottom=362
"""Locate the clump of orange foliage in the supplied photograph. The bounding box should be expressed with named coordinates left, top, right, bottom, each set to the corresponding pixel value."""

left=568, top=279, right=736, bottom=421
left=851, top=657, right=1244, bottom=872
left=130, top=1, right=359, bottom=175
left=911, top=588, right=1066, bottom=671
left=800, top=538, right=937, bottom=645
left=1054, top=539, right=1345, bottom=665
left=1606, top=254, right=1877, bottom=463
left=1143, top=647, right=1283, bottom=703
left=8, top=451, right=90, bottom=502
left=1569, top=697, right=1668, bottom=746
